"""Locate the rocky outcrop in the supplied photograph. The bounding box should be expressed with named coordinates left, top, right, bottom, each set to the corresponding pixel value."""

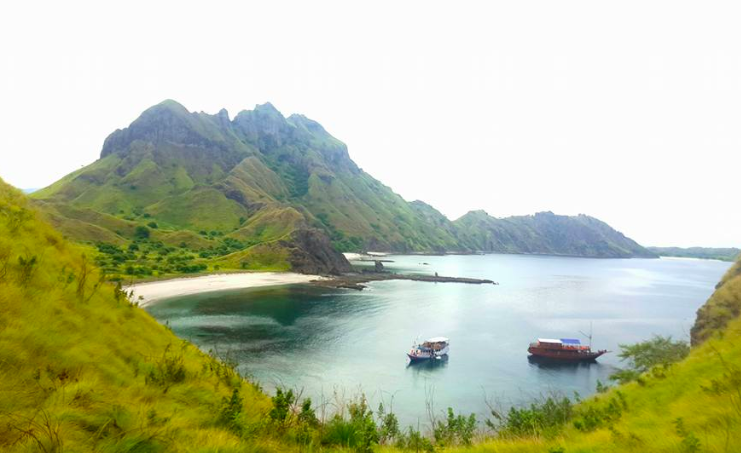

left=280, top=228, right=353, bottom=275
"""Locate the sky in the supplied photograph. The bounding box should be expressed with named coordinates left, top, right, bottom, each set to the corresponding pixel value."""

left=0, top=1, right=739, bottom=248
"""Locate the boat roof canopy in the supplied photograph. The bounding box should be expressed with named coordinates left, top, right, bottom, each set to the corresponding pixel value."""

left=538, top=338, right=562, bottom=344
left=561, top=338, right=581, bottom=345
left=426, top=337, right=449, bottom=343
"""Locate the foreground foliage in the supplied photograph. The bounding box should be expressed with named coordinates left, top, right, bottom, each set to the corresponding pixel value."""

left=609, top=335, right=690, bottom=384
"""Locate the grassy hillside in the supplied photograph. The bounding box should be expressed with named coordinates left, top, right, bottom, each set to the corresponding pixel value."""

left=454, top=211, right=656, bottom=259
left=649, top=246, right=740, bottom=262
left=691, top=258, right=741, bottom=346
left=2, top=177, right=741, bottom=452
left=0, top=179, right=279, bottom=452
left=32, top=100, right=654, bottom=267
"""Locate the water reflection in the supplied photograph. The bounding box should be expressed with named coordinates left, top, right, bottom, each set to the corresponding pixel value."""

left=406, top=355, right=449, bottom=371
left=526, top=355, right=599, bottom=368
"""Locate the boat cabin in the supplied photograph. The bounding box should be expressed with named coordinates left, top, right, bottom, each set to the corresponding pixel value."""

left=528, top=337, right=607, bottom=362
left=421, top=337, right=449, bottom=351
left=531, top=338, right=589, bottom=351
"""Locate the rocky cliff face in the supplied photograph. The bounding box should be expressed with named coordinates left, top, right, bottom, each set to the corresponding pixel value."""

left=280, top=229, right=353, bottom=275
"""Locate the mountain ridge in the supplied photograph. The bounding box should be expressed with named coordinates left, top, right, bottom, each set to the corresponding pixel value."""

left=32, top=100, right=656, bottom=277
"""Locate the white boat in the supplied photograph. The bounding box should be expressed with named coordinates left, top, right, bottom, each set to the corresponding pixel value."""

left=407, top=337, right=450, bottom=361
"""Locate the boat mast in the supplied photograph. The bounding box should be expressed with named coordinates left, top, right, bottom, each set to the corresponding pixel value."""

left=579, top=322, right=593, bottom=348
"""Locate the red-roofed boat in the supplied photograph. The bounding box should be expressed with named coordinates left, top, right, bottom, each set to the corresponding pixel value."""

left=528, top=338, right=607, bottom=362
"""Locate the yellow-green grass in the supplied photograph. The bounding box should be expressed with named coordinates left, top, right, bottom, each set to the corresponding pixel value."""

left=692, top=258, right=741, bottom=345
left=0, top=179, right=286, bottom=452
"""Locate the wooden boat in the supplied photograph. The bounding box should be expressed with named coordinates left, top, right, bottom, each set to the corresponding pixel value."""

left=407, top=337, right=449, bottom=361
left=527, top=338, right=607, bottom=362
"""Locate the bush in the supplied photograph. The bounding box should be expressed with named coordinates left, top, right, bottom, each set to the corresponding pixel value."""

left=573, top=391, right=627, bottom=432
left=269, top=388, right=296, bottom=427
left=489, top=396, right=572, bottom=438
left=134, top=226, right=150, bottom=239
left=218, top=388, right=244, bottom=433
left=611, top=336, right=690, bottom=384
left=433, top=407, right=476, bottom=446
left=321, top=396, right=379, bottom=452
left=144, top=344, right=187, bottom=391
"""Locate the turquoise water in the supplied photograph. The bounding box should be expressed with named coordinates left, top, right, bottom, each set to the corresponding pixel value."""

left=146, top=255, right=731, bottom=426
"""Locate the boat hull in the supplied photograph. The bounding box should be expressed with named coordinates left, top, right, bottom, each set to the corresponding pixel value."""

left=527, top=346, right=606, bottom=362
left=407, top=352, right=448, bottom=361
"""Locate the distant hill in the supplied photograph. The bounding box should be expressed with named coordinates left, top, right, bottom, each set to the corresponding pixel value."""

left=454, top=210, right=656, bottom=258
left=648, top=246, right=740, bottom=262
left=32, top=100, right=655, bottom=277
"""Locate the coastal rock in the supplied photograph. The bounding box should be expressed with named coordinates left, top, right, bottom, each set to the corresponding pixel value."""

left=280, top=228, right=353, bottom=275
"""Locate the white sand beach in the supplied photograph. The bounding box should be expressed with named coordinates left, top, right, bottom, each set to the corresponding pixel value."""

left=343, top=252, right=389, bottom=261
left=126, top=272, right=323, bottom=307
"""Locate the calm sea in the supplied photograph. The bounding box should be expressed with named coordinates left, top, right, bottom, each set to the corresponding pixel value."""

left=146, top=254, right=731, bottom=426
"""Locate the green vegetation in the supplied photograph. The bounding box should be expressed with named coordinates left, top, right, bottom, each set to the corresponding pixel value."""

left=454, top=211, right=657, bottom=259
left=3, top=177, right=741, bottom=452
left=609, top=335, right=690, bottom=384
left=0, top=179, right=274, bottom=452
left=691, top=256, right=741, bottom=345
left=648, top=246, right=741, bottom=262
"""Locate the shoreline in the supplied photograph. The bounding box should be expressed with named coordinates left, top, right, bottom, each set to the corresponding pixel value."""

left=126, top=272, right=324, bottom=307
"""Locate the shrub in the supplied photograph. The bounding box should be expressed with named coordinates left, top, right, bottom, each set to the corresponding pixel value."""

left=489, top=396, right=572, bottom=438
left=217, top=388, right=244, bottom=434
left=377, top=403, right=400, bottom=445
left=134, top=226, right=150, bottom=239
left=321, top=396, right=378, bottom=452
left=573, top=391, right=627, bottom=432
left=611, top=336, right=690, bottom=384
left=269, top=388, right=295, bottom=427
left=433, top=407, right=477, bottom=446
left=144, top=344, right=187, bottom=391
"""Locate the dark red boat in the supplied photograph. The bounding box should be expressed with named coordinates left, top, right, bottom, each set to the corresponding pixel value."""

left=528, top=338, right=607, bottom=362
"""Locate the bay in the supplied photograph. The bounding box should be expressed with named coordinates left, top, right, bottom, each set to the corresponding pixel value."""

left=146, top=254, right=731, bottom=426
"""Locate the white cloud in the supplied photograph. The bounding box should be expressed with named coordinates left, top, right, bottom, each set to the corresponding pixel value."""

left=0, top=0, right=739, bottom=247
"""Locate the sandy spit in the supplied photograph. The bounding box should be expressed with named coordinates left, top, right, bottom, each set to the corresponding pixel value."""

left=126, top=272, right=323, bottom=307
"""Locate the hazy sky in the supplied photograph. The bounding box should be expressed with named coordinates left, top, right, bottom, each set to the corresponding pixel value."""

left=1, top=1, right=739, bottom=247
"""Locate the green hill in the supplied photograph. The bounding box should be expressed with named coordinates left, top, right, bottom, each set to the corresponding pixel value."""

left=32, top=100, right=654, bottom=279
left=0, top=179, right=279, bottom=452
left=648, top=246, right=740, bottom=262
left=3, top=177, right=740, bottom=452
left=454, top=210, right=656, bottom=258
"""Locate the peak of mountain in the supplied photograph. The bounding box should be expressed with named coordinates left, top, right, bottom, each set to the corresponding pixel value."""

left=34, top=100, right=655, bottom=277
left=458, top=209, right=491, bottom=220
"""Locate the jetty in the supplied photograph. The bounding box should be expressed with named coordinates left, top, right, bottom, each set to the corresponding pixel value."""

left=313, top=272, right=497, bottom=291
